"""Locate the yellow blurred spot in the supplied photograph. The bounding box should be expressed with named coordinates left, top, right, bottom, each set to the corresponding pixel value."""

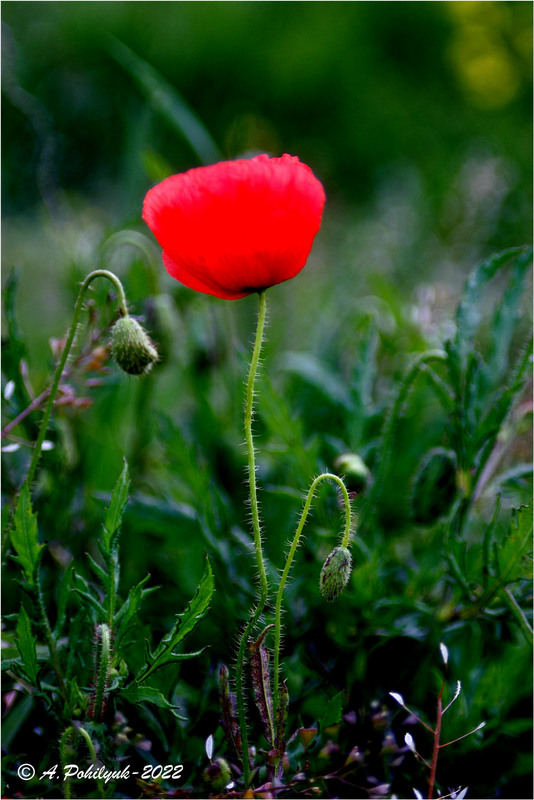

left=446, top=1, right=525, bottom=109
left=456, top=48, right=520, bottom=108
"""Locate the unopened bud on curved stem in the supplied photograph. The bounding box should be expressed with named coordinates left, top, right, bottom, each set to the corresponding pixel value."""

left=25, top=269, right=146, bottom=487
left=111, top=315, right=158, bottom=376
left=272, top=472, right=355, bottom=769
left=319, top=545, right=352, bottom=602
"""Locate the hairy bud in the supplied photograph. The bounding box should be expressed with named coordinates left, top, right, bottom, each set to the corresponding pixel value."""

left=202, top=757, right=232, bottom=792
left=319, top=545, right=352, bottom=602
left=111, top=315, right=158, bottom=376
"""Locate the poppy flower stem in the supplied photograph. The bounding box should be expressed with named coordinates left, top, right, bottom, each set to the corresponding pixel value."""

left=235, top=290, right=269, bottom=786
left=26, top=269, right=129, bottom=489
left=272, top=473, right=353, bottom=762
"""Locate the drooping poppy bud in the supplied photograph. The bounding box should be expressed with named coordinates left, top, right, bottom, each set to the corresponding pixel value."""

left=111, top=315, right=158, bottom=376
left=142, top=154, right=326, bottom=300
left=319, top=545, right=352, bottom=602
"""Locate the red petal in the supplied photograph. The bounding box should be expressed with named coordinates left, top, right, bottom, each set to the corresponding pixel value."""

left=142, top=154, right=325, bottom=299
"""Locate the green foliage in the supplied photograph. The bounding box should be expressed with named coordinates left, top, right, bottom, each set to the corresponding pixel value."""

left=14, top=605, right=40, bottom=686
left=134, top=559, right=214, bottom=685
left=1, top=8, right=532, bottom=794
left=10, top=483, right=45, bottom=587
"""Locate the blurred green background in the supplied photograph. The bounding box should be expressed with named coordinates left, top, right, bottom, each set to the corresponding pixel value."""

left=2, top=2, right=533, bottom=798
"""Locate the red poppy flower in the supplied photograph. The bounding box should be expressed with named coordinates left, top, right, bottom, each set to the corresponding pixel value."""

left=142, top=154, right=326, bottom=300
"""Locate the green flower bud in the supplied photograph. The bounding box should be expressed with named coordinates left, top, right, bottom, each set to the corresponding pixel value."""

left=111, top=315, right=158, bottom=376
left=410, top=447, right=457, bottom=524
left=334, top=452, right=371, bottom=493
left=319, top=545, right=352, bottom=602
left=202, top=757, right=232, bottom=792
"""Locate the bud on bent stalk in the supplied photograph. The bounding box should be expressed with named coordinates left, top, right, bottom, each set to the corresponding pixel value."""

left=319, top=545, right=353, bottom=602
left=111, top=315, right=158, bottom=376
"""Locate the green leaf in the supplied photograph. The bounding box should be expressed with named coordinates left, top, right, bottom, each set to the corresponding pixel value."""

left=453, top=247, right=529, bottom=365
left=71, top=572, right=106, bottom=621
left=11, top=483, right=45, bottom=587
left=119, top=685, right=186, bottom=720
left=114, top=573, right=154, bottom=645
left=486, top=250, right=532, bottom=382
left=106, top=36, right=221, bottom=166
left=102, top=459, right=130, bottom=551
left=279, top=352, right=353, bottom=410
left=497, top=503, right=533, bottom=583
left=15, top=605, right=39, bottom=685
left=135, top=559, right=214, bottom=684
left=320, top=690, right=344, bottom=730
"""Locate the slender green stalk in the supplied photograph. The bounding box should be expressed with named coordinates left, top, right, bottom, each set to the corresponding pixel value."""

left=427, top=681, right=444, bottom=799
left=272, top=473, right=352, bottom=725
left=26, top=270, right=128, bottom=488
left=235, top=291, right=269, bottom=786
left=36, top=578, right=67, bottom=700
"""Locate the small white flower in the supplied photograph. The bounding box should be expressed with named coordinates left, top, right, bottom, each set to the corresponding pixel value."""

left=439, top=642, right=449, bottom=665
left=404, top=732, right=416, bottom=752
left=389, top=691, right=405, bottom=706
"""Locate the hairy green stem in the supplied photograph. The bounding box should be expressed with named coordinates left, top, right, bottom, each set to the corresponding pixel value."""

left=272, top=472, right=352, bottom=733
left=60, top=727, right=76, bottom=800
left=26, top=269, right=128, bottom=488
left=60, top=725, right=103, bottom=799
left=91, top=623, right=111, bottom=722
left=235, top=291, right=268, bottom=786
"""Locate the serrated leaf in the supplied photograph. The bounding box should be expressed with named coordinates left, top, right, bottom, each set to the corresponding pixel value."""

left=320, top=690, right=344, bottom=730
left=102, top=459, right=130, bottom=551
left=115, top=573, right=153, bottom=644
left=15, top=605, right=39, bottom=685
left=453, top=247, right=529, bottom=365
left=249, top=625, right=275, bottom=747
left=71, top=572, right=106, bottom=621
left=86, top=552, right=108, bottom=584
left=135, top=559, right=214, bottom=684
left=120, top=685, right=186, bottom=720
left=497, top=503, right=533, bottom=583
left=11, top=483, right=45, bottom=587
left=486, top=250, right=532, bottom=382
